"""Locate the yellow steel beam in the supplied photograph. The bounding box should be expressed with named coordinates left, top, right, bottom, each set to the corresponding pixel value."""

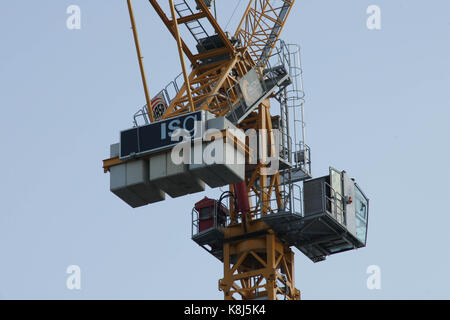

left=194, top=0, right=235, bottom=53
left=236, top=0, right=295, bottom=66
left=170, top=11, right=207, bottom=25
left=169, top=0, right=195, bottom=112
left=219, top=231, right=300, bottom=300
left=102, top=157, right=123, bottom=173
left=147, top=0, right=195, bottom=62
left=192, top=46, right=231, bottom=61
left=127, top=0, right=155, bottom=122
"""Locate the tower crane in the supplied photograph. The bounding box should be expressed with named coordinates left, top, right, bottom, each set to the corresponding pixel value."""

left=103, top=0, right=370, bottom=300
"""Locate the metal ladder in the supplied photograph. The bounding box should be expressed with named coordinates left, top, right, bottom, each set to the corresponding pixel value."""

left=173, top=0, right=210, bottom=43
left=279, top=87, right=291, bottom=163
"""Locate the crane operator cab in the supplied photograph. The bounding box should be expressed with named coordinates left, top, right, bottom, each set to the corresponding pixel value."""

left=191, top=197, right=228, bottom=259
left=196, top=197, right=228, bottom=233
left=262, top=167, right=369, bottom=263
left=298, top=167, right=369, bottom=261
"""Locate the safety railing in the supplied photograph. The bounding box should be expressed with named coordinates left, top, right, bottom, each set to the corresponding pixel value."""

left=292, top=141, right=311, bottom=174
left=278, top=128, right=292, bottom=163
left=323, top=181, right=345, bottom=225
left=247, top=181, right=304, bottom=220
left=133, top=105, right=150, bottom=127
left=266, top=118, right=311, bottom=181
left=132, top=71, right=183, bottom=126
left=272, top=40, right=310, bottom=178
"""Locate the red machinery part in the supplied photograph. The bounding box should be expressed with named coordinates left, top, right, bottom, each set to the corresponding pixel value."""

left=195, top=197, right=216, bottom=233
left=233, top=181, right=250, bottom=215
left=195, top=197, right=228, bottom=233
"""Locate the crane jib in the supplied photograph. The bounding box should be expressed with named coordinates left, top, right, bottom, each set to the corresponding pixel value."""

left=259, top=1, right=293, bottom=65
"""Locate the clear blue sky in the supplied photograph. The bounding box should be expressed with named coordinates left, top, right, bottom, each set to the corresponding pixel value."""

left=0, top=0, right=449, bottom=299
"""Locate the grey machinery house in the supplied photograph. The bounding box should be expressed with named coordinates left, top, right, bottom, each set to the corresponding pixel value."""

left=263, top=167, right=369, bottom=262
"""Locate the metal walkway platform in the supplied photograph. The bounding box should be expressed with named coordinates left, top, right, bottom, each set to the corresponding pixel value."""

left=192, top=227, right=224, bottom=261
left=262, top=210, right=363, bottom=262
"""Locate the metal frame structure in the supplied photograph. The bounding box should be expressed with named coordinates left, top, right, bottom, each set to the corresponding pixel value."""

left=221, top=228, right=300, bottom=300
left=147, top=0, right=301, bottom=300
left=235, top=0, right=295, bottom=66
left=104, top=0, right=313, bottom=300
left=102, top=0, right=371, bottom=301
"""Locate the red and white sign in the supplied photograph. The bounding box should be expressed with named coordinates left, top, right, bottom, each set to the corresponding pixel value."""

left=151, top=92, right=168, bottom=121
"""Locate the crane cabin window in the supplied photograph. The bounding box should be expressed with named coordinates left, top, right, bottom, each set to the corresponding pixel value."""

left=354, top=185, right=369, bottom=245
left=199, top=207, right=212, bottom=221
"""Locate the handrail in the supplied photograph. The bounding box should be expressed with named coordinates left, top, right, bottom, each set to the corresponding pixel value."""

left=247, top=181, right=303, bottom=219
left=323, top=181, right=345, bottom=224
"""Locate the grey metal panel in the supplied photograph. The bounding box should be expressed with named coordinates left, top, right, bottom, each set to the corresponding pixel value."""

left=330, top=167, right=344, bottom=225
left=189, top=140, right=245, bottom=188
left=206, top=117, right=246, bottom=143
left=109, top=160, right=165, bottom=208
left=213, top=141, right=245, bottom=181
left=206, top=116, right=235, bottom=131
left=226, top=68, right=289, bottom=125
left=149, top=152, right=167, bottom=180
left=206, top=117, right=224, bottom=130
left=110, top=163, right=126, bottom=191
left=210, top=163, right=245, bottom=186
left=303, top=177, right=326, bottom=216
left=190, top=163, right=224, bottom=188
left=239, top=69, right=264, bottom=108
left=126, top=160, right=165, bottom=204
left=126, top=160, right=148, bottom=185
left=110, top=163, right=147, bottom=208
left=200, top=117, right=245, bottom=188
left=166, top=153, right=205, bottom=196
left=110, top=143, right=120, bottom=158
left=149, top=152, right=173, bottom=195
left=149, top=151, right=205, bottom=198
